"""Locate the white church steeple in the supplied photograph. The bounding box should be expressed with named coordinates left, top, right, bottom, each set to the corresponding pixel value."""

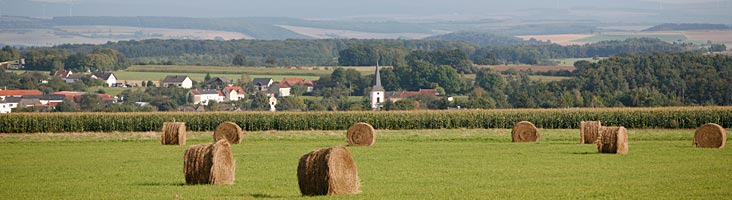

left=370, top=58, right=385, bottom=110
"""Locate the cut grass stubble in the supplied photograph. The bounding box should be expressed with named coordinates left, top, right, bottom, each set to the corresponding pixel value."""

left=0, top=129, right=730, bottom=199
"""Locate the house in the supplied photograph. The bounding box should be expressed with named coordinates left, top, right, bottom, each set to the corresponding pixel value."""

left=98, top=94, right=117, bottom=104
left=223, top=86, right=247, bottom=102
left=277, top=82, right=292, bottom=97
left=0, top=59, right=24, bottom=69
left=53, top=91, right=87, bottom=101
left=252, top=78, right=273, bottom=92
left=53, top=70, right=73, bottom=80
left=204, top=77, right=233, bottom=87
left=91, top=72, right=117, bottom=87
left=386, top=89, right=440, bottom=102
left=161, top=75, right=193, bottom=89
left=275, top=78, right=315, bottom=97
left=2, top=97, right=21, bottom=110
left=0, top=89, right=43, bottom=100
left=65, top=74, right=86, bottom=84
left=23, top=95, right=66, bottom=105
left=189, top=89, right=224, bottom=105
left=179, top=105, right=206, bottom=112
left=280, top=78, right=315, bottom=93
left=0, top=101, right=11, bottom=113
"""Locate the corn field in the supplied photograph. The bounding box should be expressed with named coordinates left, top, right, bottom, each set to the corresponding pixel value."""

left=0, top=107, right=730, bottom=133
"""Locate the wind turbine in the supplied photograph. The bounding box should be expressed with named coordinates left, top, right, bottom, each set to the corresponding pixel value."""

left=67, top=0, right=76, bottom=17
left=0, top=0, right=4, bottom=17
left=658, top=0, right=664, bottom=10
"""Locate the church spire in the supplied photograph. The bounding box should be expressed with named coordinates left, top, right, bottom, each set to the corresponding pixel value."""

left=373, top=56, right=384, bottom=91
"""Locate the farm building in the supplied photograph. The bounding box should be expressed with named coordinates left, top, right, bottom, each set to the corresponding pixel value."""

left=161, top=75, right=193, bottom=89
left=189, top=89, right=225, bottom=105
left=252, top=78, right=273, bottom=92
left=223, top=86, right=247, bottom=102
left=91, top=72, right=117, bottom=87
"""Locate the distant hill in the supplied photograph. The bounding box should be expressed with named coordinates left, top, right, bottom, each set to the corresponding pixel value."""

left=643, top=23, right=731, bottom=32
left=424, top=32, right=548, bottom=46
left=52, top=17, right=310, bottom=40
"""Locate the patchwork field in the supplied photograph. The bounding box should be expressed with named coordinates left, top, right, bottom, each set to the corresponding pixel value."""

left=0, top=129, right=729, bottom=199
left=0, top=26, right=250, bottom=46
left=519, top=30, right=732, bottom=48
left=277, top=25, right=431, bottom=39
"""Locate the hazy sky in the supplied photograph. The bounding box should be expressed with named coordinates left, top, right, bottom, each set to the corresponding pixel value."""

left=2, top=0, right=730, bottom=20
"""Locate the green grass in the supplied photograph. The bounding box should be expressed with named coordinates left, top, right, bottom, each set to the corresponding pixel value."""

left=462, top=74, right=570, bottom=82
left=114, top=71, right=320, bottom=82
left=85, top=86, right=131, bottom=97
left=550, top=57, right=605, bottom=66
left=0, top=129, right=730, bottom=199
left=126, top=65, right=376, bottom=77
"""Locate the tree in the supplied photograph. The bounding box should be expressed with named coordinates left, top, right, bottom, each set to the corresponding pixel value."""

left=232, top=54, right=247, bottom=66
left=249, top=92, right=270, bottom=111
left=0, top=46, right=20, bottom=62
left=204, top=72, right=211, bottom=82
left=78, top=94, right=104, bottom=111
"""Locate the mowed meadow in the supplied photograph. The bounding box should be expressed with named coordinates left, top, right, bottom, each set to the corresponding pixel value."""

left=0, top=129, right=730, bottom=199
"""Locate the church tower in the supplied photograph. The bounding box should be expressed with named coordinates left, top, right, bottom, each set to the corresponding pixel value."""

left=370, top=60, right=385, bottom=110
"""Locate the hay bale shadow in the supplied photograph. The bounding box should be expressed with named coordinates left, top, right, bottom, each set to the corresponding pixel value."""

left=135, top=182, right=186, bottom=186
left=250, top=193, right=287, bottom=198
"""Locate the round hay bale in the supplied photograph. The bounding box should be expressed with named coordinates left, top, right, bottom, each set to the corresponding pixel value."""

left=346, top=123, right=376, bottom=146
left=580, top=121, right=602, bottom=144
left=184, top=139, right=235, bottom=185
left=694, top=123, right=726, bottom=148
left=213, top=122, right=243, bottom=144
left=597, top=126, right=629, bottom=154
left=511, top=121, right=539, bottom=142
left=161, top=122, right=186, bottom=145
left=297, top=146, right=360, bottom=196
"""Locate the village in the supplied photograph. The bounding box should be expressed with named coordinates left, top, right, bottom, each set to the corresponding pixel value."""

left=0, top=63, right=442, bottom=114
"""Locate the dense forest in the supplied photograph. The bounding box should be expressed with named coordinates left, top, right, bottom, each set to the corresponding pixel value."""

left=7, top=37, right=697, bottom=72
left=643, top=23, right=731, bottom=31
left=423, top=32, right=548, bottom=46
left=471, top=52, right=732, bottom=108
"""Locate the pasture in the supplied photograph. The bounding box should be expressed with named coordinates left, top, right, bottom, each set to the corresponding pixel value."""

left=0, top=129, right=730, bottom=199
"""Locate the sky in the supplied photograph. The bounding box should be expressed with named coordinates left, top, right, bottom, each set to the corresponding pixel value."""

left=1, top=0, right=730, bottom=21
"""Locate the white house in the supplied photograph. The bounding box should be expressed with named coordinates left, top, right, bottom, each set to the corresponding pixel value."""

left=223, top=86, right=247, bottom=102
left=277, top=82, right=292, bottom=97
left=53, top=70, right=73, bottom=80
left=91, top=72, right=117, bottom=87
left=161, top=75, right=193, bottom=89
left=65, top=74, right=85, bottom=84
left=0, top=101, right=12, bottom=113
left=189, top=89, right=224, bottom=105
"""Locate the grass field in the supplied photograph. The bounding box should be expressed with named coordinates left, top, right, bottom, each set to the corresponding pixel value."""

left=127, top=65, right=376, bottom=76
left=1, top=129, right=730, bottom=199
left=550, top=58, right=605, bottom=67
left=114, top=71, right=320, bottom=83
left=462, top=73, right=570, bottom=82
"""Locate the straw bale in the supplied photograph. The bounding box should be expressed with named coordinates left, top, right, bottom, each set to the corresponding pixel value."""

left=184, top=139, right=235, bottom=185
left=580, top=121, right=601, bottom=144
left=162, top=122, right=186, bottom=145
left=597, top=126, right=629, bottom=154
left=694, top=123, right=726, bottom=148
left=511, top=121, right=540, bottom=142
left=297, top=146, right=360, bottom=196
left=213, top=122, right=243, bottom=144
left=346, top=123, right=376, bottom=146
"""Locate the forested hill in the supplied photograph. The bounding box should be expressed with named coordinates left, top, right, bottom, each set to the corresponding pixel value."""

left=54, top=39, right=477, bottom=66
left=643, top=23, right=731, bottom=31
left=46, top=37, right=694, bottom=67
left=52, top=16, right=309, bottom=40
left=472, top=52, right=732, bottom=108
left=424, top=32, right=548, bottom=46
